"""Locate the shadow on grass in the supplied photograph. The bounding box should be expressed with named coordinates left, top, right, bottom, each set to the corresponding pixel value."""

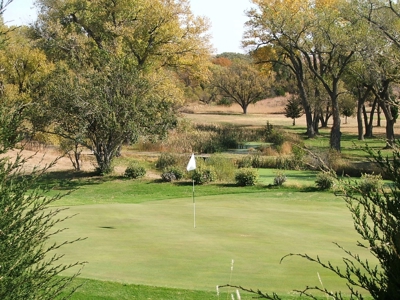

left=30, top=170, right=119, bottom=190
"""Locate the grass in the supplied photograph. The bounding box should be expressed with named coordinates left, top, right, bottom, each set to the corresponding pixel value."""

left=47, top=172, right=375, bottom=299
left=45, top=168, right=324, bottom=206
left=60, top=277, right=337, bottom=300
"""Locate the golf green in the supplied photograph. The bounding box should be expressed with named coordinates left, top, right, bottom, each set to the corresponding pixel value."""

left=53, top=192, right=373, bottom=296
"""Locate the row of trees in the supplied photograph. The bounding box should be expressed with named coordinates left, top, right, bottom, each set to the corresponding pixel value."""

left=241, top=0, right=400, bottom=151
left=2, top=0, right=400, bottom=172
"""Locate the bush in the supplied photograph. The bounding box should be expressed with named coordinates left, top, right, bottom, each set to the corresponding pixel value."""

left=235, top=168, right=258, bottom=186
left=358, top=173, right=383, bottom=194
left=236, top=155, right=253, bottom=168
left=273, top=171, right=287, bottom=186
left=155, top=153, right=178, bottom=170
left=161, top=167, right=184, bottom=182
left=207, top=154, right=236, bottom=182
left=124, top=162, right=146, bottom=179
left=315, top=171, right=335, bottom=190
left=161, top=172, right=176, bottom=182
left=192, top=167, right=216, bottom=185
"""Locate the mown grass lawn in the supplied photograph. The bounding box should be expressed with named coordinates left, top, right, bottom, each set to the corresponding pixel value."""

left=48, top=171, right=375, bottom=299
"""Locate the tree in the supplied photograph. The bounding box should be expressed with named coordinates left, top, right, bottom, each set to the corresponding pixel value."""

left=284, top=95, right=303, bottom=125
left=38, top=57, right=177, bottom=174
left=339, top=93, right=356, bottom=124
left=32, top=0, right=211, bottom=77
left=244, top=0, right=319, bottom=138
left=212, top=60, right=272, bottom=114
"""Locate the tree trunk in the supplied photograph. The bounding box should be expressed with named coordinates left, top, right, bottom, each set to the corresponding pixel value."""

left=380, top=101, right=395, bottom=146
left=330, top=88, right=341, bottom=151
left=356, top=86, right=372, bottom=140
left=377, top=104, right=381, bottom=127
left=365, top=98, right=378, bottom=138
left=357, top=100, right=364, bottom=140
left=295, top=68, right=316, bottom=138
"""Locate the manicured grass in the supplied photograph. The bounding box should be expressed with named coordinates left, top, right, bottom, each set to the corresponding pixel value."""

left=59, top=278, right=223, bottom=300
left=45, top=168, right=323, bottom=207
left=52, top=186, right=374, bottom=298
left=59, top=277, right=338, bottom=299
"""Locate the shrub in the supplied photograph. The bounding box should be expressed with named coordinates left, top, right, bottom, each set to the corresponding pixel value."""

left=207, top=154, right=236, bottom=182
left=273, top=171, right=287, bottom=186
left=161, top=172, right=176, bottom=182
left=161, top=167, right=184, bottom=182
left=236, top=155, right=253, bottom=168
left=315, top=171, right=335, bottom=190
left=235, top=168, right=258, bottom=186
left=155, top=153, right=178, bottom=170
left=358, top=173, right=383, bottom=194
left=124, top=162, right=146, bottom=179
left=192, top=167, right=216, bottom=185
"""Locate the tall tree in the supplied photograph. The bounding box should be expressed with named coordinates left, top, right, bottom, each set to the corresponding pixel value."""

left=212, top=60, right=272, bottom=114
left=244, top=0, right=319, bottom=138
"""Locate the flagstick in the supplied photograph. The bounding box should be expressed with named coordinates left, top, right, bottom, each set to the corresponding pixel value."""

left=192, top=179, right=196, bottom=228
left=186, top=153, right=197, bottom=229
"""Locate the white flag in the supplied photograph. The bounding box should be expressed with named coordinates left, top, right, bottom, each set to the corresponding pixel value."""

left=186, top=153, right=196, bottom=171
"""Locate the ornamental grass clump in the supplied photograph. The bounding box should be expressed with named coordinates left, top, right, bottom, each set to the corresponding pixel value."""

left=273, top=171, right=287, bottom=186
left=315, top=171, right=335, bottom=190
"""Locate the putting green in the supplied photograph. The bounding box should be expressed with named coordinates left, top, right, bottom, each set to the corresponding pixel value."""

left=53, top=192, right=373, bottom=296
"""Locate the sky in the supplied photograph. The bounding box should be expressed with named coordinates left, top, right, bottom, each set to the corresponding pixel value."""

left=2, top=0, right=253, bottom=54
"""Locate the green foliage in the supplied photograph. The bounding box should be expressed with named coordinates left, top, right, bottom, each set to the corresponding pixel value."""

left=264, top=121, right=285, bottom=147
left=206, top=154, right=236, bottom=182
left=124, top=162, right=146, bottom=179
left=236, top=154, right=271, bottom=169
left=284, top=96, right=303, bottom=125
left=217, top=97, right=233, bottom=106
left=155, top=153, right=179, bottom=170
left=315, top=171, right=335, bottom=190
left=0, top=106, right=84, bottom=299
left=235, top=168, right=258, bottom=186
left=236, top=155, right=253, bottom=168
left=40, top=58, right=177, bottom=175
left=358, top=173, right=383, bottom=194
left=191, top=167, right=216, bottom=185
left=273, top=171, right=287, bottom=186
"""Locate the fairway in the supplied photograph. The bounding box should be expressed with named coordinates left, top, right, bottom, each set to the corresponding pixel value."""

left=53, top=191, right=373, bottom=297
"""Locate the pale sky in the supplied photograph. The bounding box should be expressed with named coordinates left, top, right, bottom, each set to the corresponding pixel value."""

left=2, top=0, right=253, bottom=54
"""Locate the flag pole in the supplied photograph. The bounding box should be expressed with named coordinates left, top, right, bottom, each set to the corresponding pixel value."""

left=192, top=179, right=195, bottom=228
left=186, top=153, right=197, bottom=229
